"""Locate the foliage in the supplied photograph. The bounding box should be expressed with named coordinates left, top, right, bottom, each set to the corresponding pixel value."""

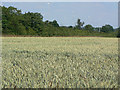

left=1, top=6, right=118, bottom=37
left=101, top=24, right=114, bottom=33
left=84, top=24, right=94, bottom=32
left=117, top=27, right=120, bottom=38
left=75, top=18, right=84, bottom=29
left=50, top=20, right=59, bottom=27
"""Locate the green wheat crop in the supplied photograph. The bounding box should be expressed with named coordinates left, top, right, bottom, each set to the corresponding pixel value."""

left=2, top=37, right=118, bottom=88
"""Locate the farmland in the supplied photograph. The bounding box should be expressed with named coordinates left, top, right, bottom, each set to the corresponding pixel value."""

left=2, top=37, right=118, bottom=88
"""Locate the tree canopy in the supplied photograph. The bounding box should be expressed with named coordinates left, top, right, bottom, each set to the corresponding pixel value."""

left=1, top=6, right=119, bottom=37
left=84, top=24, right=94, bottom=32
left=101, top=24, right=114, bottom=33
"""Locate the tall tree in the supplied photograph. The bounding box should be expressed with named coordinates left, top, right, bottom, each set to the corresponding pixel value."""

left=76, top=18, right=84, bottom=29
left=2, top=6, right=23, bottom=34
left=22, top=12, right=43, bottom=35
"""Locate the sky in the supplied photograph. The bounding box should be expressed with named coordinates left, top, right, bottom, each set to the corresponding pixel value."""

left=2, top=2, right=118, bottom=28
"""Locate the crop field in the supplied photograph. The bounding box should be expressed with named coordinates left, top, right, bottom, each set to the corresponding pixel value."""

left=2, top=37, right=118, bottom=88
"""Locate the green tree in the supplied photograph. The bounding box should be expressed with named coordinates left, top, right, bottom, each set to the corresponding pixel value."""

left=48, top=20, right=59, bottom=27
left=76, top=18, right=84, bottom=29
left=17, top=23, right=27, bottom=35
left=2, top=6, right=23, bottom=35
left=101, top=24, right=114, bottom=33
left=117, top=27, right=120, bottom=38
left=22, top=12, right=43, bottom=35
left=52, top=20, right=59, bottom=27
left=84, top=24, right=94, bottom=32
left=26, top=27, right=37, bottom=35
left=2, top=6, right=117, bottom=37
left=68, top=26, right=73, bottom=28
left=45, top=20, right=49, bottom=24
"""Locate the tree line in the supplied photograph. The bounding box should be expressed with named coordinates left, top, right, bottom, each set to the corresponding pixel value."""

left=1, top=6, right=120, bottom=37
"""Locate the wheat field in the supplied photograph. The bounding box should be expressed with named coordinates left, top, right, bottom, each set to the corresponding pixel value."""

left=2, top=37, right=118, bottom=88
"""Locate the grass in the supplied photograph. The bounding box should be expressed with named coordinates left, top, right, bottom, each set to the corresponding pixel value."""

left=2, top=37, right=118, bottom=88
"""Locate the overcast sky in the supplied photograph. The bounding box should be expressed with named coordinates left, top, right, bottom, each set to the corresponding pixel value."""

left=2, top=2, right=118, bottom=28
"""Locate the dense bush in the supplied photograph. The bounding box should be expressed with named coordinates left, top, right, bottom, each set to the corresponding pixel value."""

left=101, top=24, right=114, bottom=33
